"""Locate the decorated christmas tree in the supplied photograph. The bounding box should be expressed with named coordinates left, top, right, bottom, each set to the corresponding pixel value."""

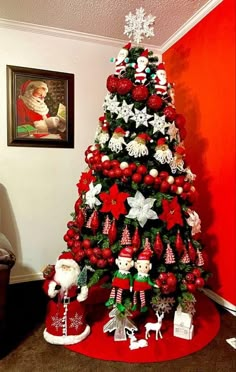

left=62, top=8, right=208, bottom=318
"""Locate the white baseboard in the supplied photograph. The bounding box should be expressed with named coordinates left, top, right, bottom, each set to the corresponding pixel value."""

left=10, top=272, right=44, bottom=284
left=202, top=288, right=236, bottom=316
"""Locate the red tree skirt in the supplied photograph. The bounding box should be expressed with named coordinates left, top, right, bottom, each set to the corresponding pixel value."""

left=66, top=293, right=220, bottom=363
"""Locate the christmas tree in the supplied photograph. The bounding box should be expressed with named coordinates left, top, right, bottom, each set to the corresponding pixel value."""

left=63, top=8, right=208, bottom=316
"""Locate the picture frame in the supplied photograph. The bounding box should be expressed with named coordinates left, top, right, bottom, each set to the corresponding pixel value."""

left=7, top=65, right=74, bottom=148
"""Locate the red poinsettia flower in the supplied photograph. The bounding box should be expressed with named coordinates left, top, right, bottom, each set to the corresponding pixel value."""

left=159, top=196, right=183, bottom=230
left=76, top=170, right=96, bottom=193
left=99, top=184, right=130, bottom=220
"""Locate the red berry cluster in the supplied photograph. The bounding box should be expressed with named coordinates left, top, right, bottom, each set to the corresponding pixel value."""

left=64, top=226, right=114, bottom=269
left=81, top=239, right=114, bottom=268
left=182, top=268, right=205, bottom=293
left=155, top=272, right=177, bottom=295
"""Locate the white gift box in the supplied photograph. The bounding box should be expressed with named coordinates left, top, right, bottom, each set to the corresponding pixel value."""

left=173, top=308, right=194, bottom=340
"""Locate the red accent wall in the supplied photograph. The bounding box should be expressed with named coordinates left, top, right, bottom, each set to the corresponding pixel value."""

left=163, top=0, right=236, bottom=305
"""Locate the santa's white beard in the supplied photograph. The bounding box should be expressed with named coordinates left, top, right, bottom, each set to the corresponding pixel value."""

left=54, top=267, right=79, bottom=291
left=20, top=89, right=49, bottom=116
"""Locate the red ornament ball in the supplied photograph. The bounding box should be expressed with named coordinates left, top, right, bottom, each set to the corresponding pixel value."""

left=106, top=75, right=119, bottom=93
left=175, top=114, right=187, bottom=139
left=117, top=78, right=133, bottom=95
left=132, top=85, right=149, bottom=101
left=137, top=165, right=147, bottom=175
left=132, top=173, right=142, bottom=183
left=147, top=94, right=163, bottom=110
left=195, top=277, right=205, bottom=288
left=163, top=106, right=176, bottom=121
left=144, top=174, right=154, bottom=185
left=102, top=248, right=112, bottom=258
left=175, top=113, right=186, bottom=127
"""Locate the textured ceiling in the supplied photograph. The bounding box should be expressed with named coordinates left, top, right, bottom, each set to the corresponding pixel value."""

left=0, top=0, right=218, bottom=47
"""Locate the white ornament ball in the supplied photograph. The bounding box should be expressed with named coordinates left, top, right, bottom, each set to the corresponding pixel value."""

left=101, top=155, right=109, bottom=162
left=149, top=169, right=158, bottom=177
left=167, top=176, right=174, bottom=184
left=176, top=186, right=183, bottom=194
left=90, top=145, right=97, bottom=151
left=120, top=161, right=129, bottom=170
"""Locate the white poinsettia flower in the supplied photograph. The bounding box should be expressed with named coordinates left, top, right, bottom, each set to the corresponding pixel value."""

left=186, top=209, right=201, bottom=235
left=126, top=190, right=158, bottom=227
left=85, top=182, right=102, bottom=209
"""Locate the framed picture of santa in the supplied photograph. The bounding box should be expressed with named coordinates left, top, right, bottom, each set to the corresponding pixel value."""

left=6, top=65, right=74, bottom=148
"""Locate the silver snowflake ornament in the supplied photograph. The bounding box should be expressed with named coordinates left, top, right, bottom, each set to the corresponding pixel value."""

left=124, top=7, right=156, bottom=44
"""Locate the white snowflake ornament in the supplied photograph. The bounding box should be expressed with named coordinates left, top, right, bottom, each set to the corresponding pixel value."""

left=106, top=95, right=120, bottom=114
left=130, top=107, right=153, bottom=128
left=149, top=114, right=169, bottom=135
left=117, top=100, right=134, bottom=123
left=124, top=7, right=156, bottom=44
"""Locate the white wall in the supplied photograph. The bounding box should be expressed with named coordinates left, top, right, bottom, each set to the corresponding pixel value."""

left=0, top=27, right=118, bottom=283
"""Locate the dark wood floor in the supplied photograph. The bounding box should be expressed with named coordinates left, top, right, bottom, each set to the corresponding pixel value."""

left=0, top=281, right=235, bottom=371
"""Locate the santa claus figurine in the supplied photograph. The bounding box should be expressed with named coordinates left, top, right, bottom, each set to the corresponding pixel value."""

left=43, top=252, right=90, bottom=345
left=153, top=62, right=168, bottom=96
left=131, top=49, right=150, bottom=84
left=111, top=42, right=131, bottom=76
left=17, top=80, right=66, bottom=133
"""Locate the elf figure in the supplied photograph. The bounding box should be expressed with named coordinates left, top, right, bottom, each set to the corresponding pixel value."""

left=105, top=247, right=134, bottom=312
left=111, top=42, right=131, bottom=76
left=131, top=49, right=150, bottom=84
left=43, top=252, right=90, bottom=345
left=132, top=250, right=155, bottom=313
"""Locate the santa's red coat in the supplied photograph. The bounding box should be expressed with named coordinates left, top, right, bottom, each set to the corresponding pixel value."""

left=17, top=98, right=50, bottom=126
left=43, top=279, right=90, bottom=345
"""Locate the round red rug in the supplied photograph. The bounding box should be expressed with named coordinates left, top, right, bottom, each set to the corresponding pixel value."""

left=66, top=292, right=220, bottom=363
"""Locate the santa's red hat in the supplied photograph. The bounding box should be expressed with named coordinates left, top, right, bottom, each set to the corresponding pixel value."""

left=20, top=80, right=48, bottom=96
left=55, top=252, right=79, bottom=271
left=157, top=137, right=166, bottom=146
left=114, top=127, right=126, bottom=135
left=118, top=247, right=133, bottom=258
left=140, top=49, right=149, bottom=59
left=157, top=62, right=166, bottom=71
left=137, top=250, right=152, bottom=261
left=137, top=133, right=150, bottom=142
left=123, top=42, right=131, bottom=50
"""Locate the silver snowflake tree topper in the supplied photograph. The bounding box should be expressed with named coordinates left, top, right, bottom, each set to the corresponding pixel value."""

left=124, top=7, right=156, bottom=44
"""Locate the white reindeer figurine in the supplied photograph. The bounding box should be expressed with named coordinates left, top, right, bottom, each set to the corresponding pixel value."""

left=144, top=311, right=164, bottom=340
left=127, top=330, right=148, bottom=350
